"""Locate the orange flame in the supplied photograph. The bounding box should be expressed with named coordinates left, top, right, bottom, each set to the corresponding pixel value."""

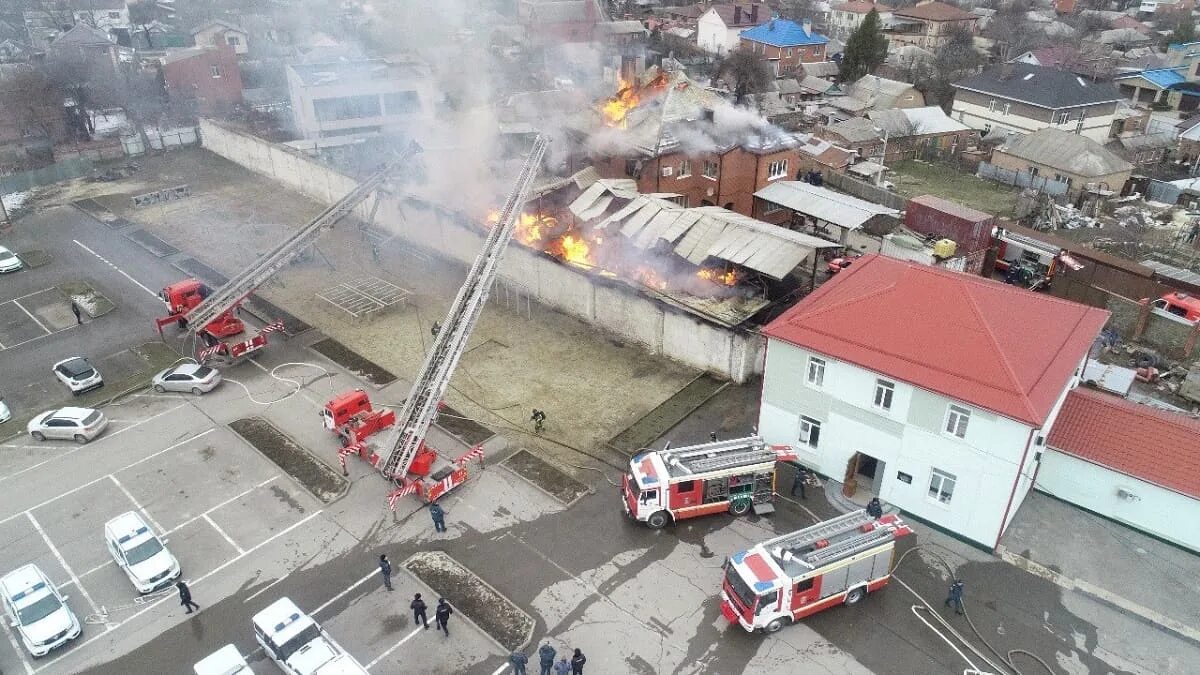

left=486, top=210, right=558, bottom=247
left=554, top=234, right=593, bottom=267
left=635, top=266, right=668, bottom=290
left=697, top=267, right=738, bottom=286
left=601, top=77, right=640, bottom=128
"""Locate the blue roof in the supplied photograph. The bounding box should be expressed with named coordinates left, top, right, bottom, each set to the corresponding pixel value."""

left=740, top=19, right=828, bottom=47
left=1117, top=68, right=1187, bottom=89
left=1168, top=41, right=1200, bottom=51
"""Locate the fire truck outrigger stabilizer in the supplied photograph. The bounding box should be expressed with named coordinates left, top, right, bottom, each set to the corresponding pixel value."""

left=622, top=435, right=798, bottom=528
left=338, top=135, right=550, bottom=507
left=154, top=144, right=418, bottom=363
left=721, top=510, right=913, bottom=633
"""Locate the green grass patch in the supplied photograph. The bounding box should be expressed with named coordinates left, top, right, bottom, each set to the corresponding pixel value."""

left=889, top=160, right=1020, bottom=218
left=57, top=280, right=116, bottom=317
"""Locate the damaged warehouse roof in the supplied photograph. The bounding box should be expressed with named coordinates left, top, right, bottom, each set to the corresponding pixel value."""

left=755, top=181, right=900, bottom=232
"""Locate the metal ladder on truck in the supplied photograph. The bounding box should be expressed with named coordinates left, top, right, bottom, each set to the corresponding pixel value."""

left=344, top=134, right=549, bottom=508
left=181, top=143, right=419, bottom=362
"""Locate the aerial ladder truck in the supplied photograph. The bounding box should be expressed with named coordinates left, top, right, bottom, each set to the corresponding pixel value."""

left=154, top=144, right=418, bottom=363
left=338, top=135, right=550, bottom=507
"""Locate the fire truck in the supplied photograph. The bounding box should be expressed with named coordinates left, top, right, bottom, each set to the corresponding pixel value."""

left=322, top=389, right=395, bottom=448
left=338, top=135, right=551, bottom=508
left=721, top=511, right=912, bottom=633
left=622, top=436, right=798, bottom=528
left=152, top=147, right=415, bottom=363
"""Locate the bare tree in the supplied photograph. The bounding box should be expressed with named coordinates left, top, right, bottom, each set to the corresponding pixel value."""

left=0, top=68, right=70, bottom=139
left=918, top=25, right=986, bottom=109
left=713, top=48, right=772, bottom=105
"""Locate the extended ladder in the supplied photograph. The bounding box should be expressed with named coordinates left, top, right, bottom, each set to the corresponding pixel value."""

left=663, top=436, right=774, bottom=475
left=766, top=511, right=874, bottom=554
left=380, top=135, right=549, bottom=481
left=182, top=143, right=419, bottom=334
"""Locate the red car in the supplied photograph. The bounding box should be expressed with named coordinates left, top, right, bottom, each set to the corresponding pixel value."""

left=827, top=257, right=856, bottom=274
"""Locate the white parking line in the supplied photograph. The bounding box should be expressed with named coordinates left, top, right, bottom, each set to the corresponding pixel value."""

left=109, top=474, right=165, bottom=534
left=11, top=299, right=50, bottom=336
left=73, top=239, right=160, bottom=299
left=203, top=514, right=244, bottom=554
left=490, top=664, right=511, bottom=675
left=26, top=513, right=100, bottom=617
left=313, top=569, right=378, bottom=615
left=0, top=428, right=214, bottom=526
left=167, top=476, right=278, bottom=535
left=0, top=617, right=33, bottom=675
left=364, top=626, right=424, bottom=671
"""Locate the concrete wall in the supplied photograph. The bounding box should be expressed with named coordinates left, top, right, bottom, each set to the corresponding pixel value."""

left=198, top=119, right=766, bottom=382
left=1037, top=450, right=1200, bottom=553
left=1104, top=292, right=1200, bottom=360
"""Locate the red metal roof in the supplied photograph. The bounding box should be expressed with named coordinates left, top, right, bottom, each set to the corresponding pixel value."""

left=763, top=255, right=1110, bottom=425
left=1047, top=388, right=1200, bottom=499
left=907, top=194, right=993, bottom=224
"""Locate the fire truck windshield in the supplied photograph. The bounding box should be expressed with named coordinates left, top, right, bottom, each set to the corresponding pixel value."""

left=723, top=561, right=759, bottom=613
left=625, top=474, right=640, bottom=498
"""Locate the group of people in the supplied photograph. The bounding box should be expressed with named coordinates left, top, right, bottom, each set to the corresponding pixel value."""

left=509, top=642, right=586, bottom=675
left=378, top=555, right=454, bottom=635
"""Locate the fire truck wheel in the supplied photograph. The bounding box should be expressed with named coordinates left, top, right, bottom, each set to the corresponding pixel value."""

left=153, top=384, right=166, bottom=393
left=730, top=499, right=751, bottom=516
left=764, top=617, right=787, bottom=634
left=646, top=511, right=670, bottom=529
left=844, top=587, right=866, bottom=606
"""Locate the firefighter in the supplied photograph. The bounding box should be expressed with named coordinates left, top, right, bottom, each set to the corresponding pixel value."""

left=429, top=501, right=447, bottom=533
left=509, top=650, right=529, bottom=675
left=531, top=409, right=546, bottom=433
left=791, top=465, right=809, bottom=499
left=378, top=554, right=393, bottom=591
left=411, top=593, right=429, bottom=629
left=866, top=497, right=883, bottom=519
left=431, top=321, right=442, bottom=338
left=570, top=648, right=586, bottom=674
left=709, top=431, right=718, bottom=442
left=553, top=657, right=571, bottom=675
left=945, top=580, right=965, bottom=615
left=538, top=642, right=557, bottom=675
left=434, top=598, right=453, bottom=636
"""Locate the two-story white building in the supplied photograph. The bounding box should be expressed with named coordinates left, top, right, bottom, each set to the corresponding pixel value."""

left=697, top=3, right=765, bottom=55
left=757, top=254, right=1109, bottom=549
left=285, top=57, right=435, bottom=140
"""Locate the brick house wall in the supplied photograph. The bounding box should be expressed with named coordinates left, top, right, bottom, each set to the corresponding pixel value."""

left=163, top=45, right=243, bottom=115
left=740, top=39, right=827, bottom=75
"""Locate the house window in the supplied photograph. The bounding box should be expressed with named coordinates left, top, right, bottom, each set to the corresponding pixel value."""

left=679, top=159, right=691, bottom=177
left=227, top=36, right=241, bottom=46
left=1002, top=103, right=1011, bottom=115
left=703, top=160, right=719, bottom=179
left=806, top=356, right=826, bottom=387
left=210, top=65, right=222, bottom=77
left=928, top=469, right=957, bottom=504
left=873, top=379, right=895, bottom=411
left=799, top=416, right=821, bottom=448
left=313, top=94, right=382, bottom=122
left=786, top=48, right=793, bottom=57
left=762, top=200, right=784, bottom=214
left=1028, top=166, right=1039, bottom=177
left=1056, top=111, right=1069, bottom=124
left=108, top=11, right=120, bottom=18
left=945, top=405, right=970, bottom=438
left=988, top=99, right=997, bottom=112
left=767, top=159, right=788, bottom=179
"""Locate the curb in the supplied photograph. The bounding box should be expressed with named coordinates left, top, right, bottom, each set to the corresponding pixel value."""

left=995, top=545, right=1200, bottom=649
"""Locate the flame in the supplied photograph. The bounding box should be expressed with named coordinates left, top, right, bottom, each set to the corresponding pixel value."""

left=601, top=77, right=640, bottom=128
left=486, top=209, right=557, bottom=247
left=635, top=266, right=668, bottom=290
left=697, top=267, right=738, bottom=286
left=555, top=234, right=593, bottom=267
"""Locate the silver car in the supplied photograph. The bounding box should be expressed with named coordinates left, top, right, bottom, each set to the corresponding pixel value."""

left=27, top=407, right=108, bottom=443
left=0, top=245, right=21, bottom=273
left=151, top=363, right=222, bottom=395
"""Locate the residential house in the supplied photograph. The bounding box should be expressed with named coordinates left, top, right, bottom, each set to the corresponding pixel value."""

left=793, top=133, right=855, bottom=175
left=817, top=117, right=884, bottom=159
left=739, top=18, right=828, bottom=76
left=753, top=180, right=900, bottom=246
left=829, top=0, right=891, bottom=41
left=866, top=106, right=977, bottom=162
left=69, top=0, right=130, bottom=44
left=757, top=253, right=1109, bottom=549
left=285, top=57, right=434, bottom=140
left=844, top=74, right=924, bottom=110
left=1009, top=45, right=1115, bottom=80
left=1164, top=40, right=1200, bottom=79
left=46, top=23, right=131, bottom=76
left=1039, top=387, right=1200, bottom=553
left=697, top=3, right=765, bottom=55
left=162, top=44, right=243, bottom=116
left=805, top=61, right=841, bottom=80
left=192, top=20, right=249, bottom=56
left=1108, top=133, right=1174, bottom=166
left=594, top=20, right=647, bottom=45
left=131, top=21, right=192, bottom=51
left=950, top=63, right=1123, bottom=142
left=1114, top=68, right=1197, bottom=111
left=518, top=0, right=600, bottom=45
left=887, top=1, right=978, bottom=50
left=990, top=128, right=1134, bottom=196
left=1179, top=121, right=1200, bottom=161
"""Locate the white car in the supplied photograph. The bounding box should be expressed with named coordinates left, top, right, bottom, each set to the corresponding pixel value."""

left=152, top=363, right=222, bottom=395
left=0, top=397, right=10, bottom=423
left=52, top=357, right=103, bottom=395
left=27, top=407, right=108, bottom=443
left=0, top=245, right=21, bottom=273
left=0, top=564, right=81, bottom=657
left=104, top=512, right=180, bottom=594
left=253, top=597, right=368, bottom=675
left=194, top=644, right=252, bottom=675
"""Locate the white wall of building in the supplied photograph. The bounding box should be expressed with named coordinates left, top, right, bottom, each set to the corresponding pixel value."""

left=285, top=65, right=434, bottom=140
left=758, top=338, right=1050, bottom=547
left=1037, top=451, right=1200, bottom=553
left=950, top=99, right=1115, bottom=142
left=697, top=10, right=746, bottom=54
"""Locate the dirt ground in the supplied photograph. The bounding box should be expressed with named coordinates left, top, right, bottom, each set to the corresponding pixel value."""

left=405, top=551, right=533, bottom=650
left=230, top=417, right=348, bottom=503
left=502, top=450, right=589, bottom=504
left=40, top=148, right=699, bottom=474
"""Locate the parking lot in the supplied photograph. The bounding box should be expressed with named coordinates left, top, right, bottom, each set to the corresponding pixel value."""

left=0, top=288, right=75, bottom=351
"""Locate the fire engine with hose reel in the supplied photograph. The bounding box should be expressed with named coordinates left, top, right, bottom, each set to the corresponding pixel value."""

left=622, top=435, right=798, bottom=528
left=335, top=134, right=550, bottom=508
left=153, top=146, right=418, bottom=364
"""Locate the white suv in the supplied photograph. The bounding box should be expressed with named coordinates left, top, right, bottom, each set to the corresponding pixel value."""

left=27, top=407, right=108, bottom=443
left=52, top=357, right=103, bottom=395
left=1, top=564, right=81, bottom=657
left=194, top=644, right=252, bottom=675
left=104, top=511, right=180, bottom=594
left=253, top=597, right=368, bottom=675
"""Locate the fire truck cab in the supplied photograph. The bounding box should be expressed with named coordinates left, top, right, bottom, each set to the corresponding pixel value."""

left=322, top=389, right=396, bottom=446
left=622, top=436, right=797, bottom=529
left=156, top=279, right=244, bottom=337
left=721, top=511, right=912, bottom=633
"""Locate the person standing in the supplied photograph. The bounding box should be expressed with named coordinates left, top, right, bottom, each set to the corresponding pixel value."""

left=866, top=497, right=883, bottom=519
left=570, top=648, right=586, bottom=675
left=429, top=502, right=447, bottom=533
left=553, top=657, right=571, bottom=675
left=538, top=641, right=557, bottom=675
left=70, top=301, right=82, bottom=325
left=945, top=580, right=965, bottom=616
left=509, top=650, right=529, bottom=675
left=378, top=554, right=393, bottom=591
left=434, top=598, right=453, bottom=636
left=791, top=465, right=808, bottom=499
left=176, top=580, right=199, bottom=614
left=411, top=593, right=428, bottom=629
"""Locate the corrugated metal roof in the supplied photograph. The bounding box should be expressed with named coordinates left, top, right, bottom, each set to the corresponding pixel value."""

left=755, top=181, right=899, bottom=230
left=1141, top=259, right=1200, bottom=287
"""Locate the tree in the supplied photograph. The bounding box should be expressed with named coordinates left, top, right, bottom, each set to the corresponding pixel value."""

left=1166, top=13, right=1196, bottom=45
left=840, top=10, right=889, bottom=83
left=713, top=48, right=771, bottom=105
left=778, top=0, right=815, bottom=24
left=919, top=24, right=986, bottom=109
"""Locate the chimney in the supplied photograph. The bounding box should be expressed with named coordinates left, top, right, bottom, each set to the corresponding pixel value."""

left=999, top=62, right=1014, bottom=80
left=750, top=4, right=759, bottom=23
left=769, top=18, right=776, bottom=30
left=803, top=17, right=812, bottom=34
left=734, top=5, right=742, bottom=24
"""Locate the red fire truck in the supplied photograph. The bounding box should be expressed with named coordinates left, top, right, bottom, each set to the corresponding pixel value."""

left=721, top=511, right=912, bottom=633
left=322, top=389, right=396, bottom=446
left=621, top=436, right=798, bottom=529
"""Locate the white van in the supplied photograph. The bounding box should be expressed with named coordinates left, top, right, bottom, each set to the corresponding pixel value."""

left=0, top=564, right=81, bottom=657
left=252, top=597, right=367, bottom=675
left=194, top=644, right=252, bottom=675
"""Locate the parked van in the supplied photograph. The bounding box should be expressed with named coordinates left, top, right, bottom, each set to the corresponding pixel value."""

left=1151, top=292, right=1200, bottom=324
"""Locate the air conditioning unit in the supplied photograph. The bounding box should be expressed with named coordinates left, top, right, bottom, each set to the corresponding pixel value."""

left=661, top=166, right=674, bottom=177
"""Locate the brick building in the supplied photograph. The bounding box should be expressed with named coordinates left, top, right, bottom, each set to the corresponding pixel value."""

left=161, top=44, right=243, bottom=116
left=518, top=0, right=600, bottom=45
left=887, top=1, right=978, bottom=50
left=739, top=18, right=828, bottom=76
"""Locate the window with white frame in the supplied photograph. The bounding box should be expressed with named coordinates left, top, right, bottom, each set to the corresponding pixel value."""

left=703, top=160, right=719, bottom=179
left=767, top=159, right=788, bottom=179
left=679, top=159, right=692, bottom=177
left=988, top=99, right=997, bottom=112
left=799, top=416, right=821, bottom=448
left=873, top=379, right=895, bottom=411
left=928, top=469, right=956, bottom=504
left=227, top=36, right=241, bottom=46
left=210, top=65, right=222, bottom=77
left=1056, top=111, right=1069, bottom=124
left=1002, top=103, right=1011, bottom=115
left=945, top=405, right=970, bottom=438
left=806, top=356, right=825, bottom=387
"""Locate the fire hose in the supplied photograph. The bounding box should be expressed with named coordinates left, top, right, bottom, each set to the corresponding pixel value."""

left=83, top=588, right=176, bottom=625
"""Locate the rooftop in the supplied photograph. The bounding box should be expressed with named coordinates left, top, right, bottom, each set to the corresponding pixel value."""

left=288, top=58, right=428, bottom=86
left=1114, top=67, right=1188, bottom=89
left=892, top=1, right=976, bottom=21
left=908, top=194, right=991, bottom=223
left=763, top=254, right=1110, bottom=425
left=50, top=23, right=114, bottom=47
left=705, top=4, right=767, bottom=27
left=953, top=63, right=1123, bottom=110
left=755, top=181, right=899, bottom=230
left=741, top=18, right=829, bottom=48
left=998, top=128, right=1133, bottom=177
left=867, top=106, right=971, bottom=137
left=832, top=0, right=893, bottom=13
left=1047, top=388, right=1200, bottom=500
